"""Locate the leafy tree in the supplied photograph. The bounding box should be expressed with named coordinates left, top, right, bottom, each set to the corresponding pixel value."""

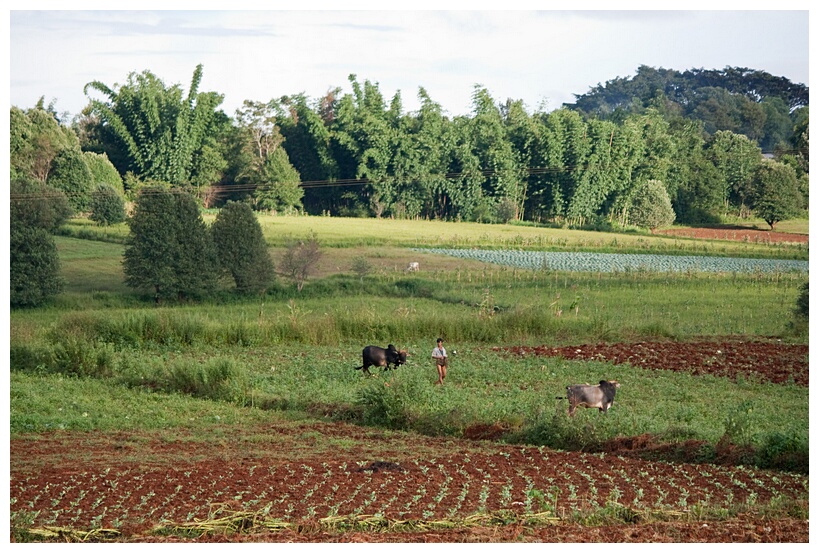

left=707, top=130, right=762, bottom=217
left=172, top=192, right=219, bottom=299
left=466, top=87, right=527, bottom=221
left=10, top=177, right=73, bottom=232
left=279, top=232, right=322, bottom=292
left=10, top=175, right=69, bottom=308
left=540, top=108, right=590, bottom=222
left=231, top=99, right=304, bottom=212
left=253, top=147, right=303, bottom=213
left=123, top=186, right=218, bottom=302
left=84, top=64, right=226, bottom=187
left=83, top=151, right=124, bottom=192
left=628, top=179, right=676, bottom=232
left=89, top=184, right=126, bottom=225
left=10, top=225, right=64, bottom=308
left=46, top=148, right=94, bottom=211
left=750, top=161, right=803, bottom=230
left=9, top=105, right=79, bottom=182
left=211, top=201, right=275, bottom=294
left=570, top=65, right=808, bottom=149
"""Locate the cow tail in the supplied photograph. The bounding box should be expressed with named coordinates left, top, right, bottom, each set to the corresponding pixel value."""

left=354, top=365, right=363, bottom=371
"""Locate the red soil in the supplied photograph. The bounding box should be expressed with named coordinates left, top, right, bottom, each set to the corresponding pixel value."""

left=496, top=339, right=808, bottom=387
left=655, top=226, right=807, bottom=244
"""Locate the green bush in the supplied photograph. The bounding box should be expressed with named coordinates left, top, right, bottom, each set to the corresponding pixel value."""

left=628, top=179, right=676, bottom=231
left=355, top=371, right=432, bottom=430
left=51, top=335, right=117, bottom=378
left=89, top=184, right=126, bottom=225
left=10, top=225, right=64, bottom=308
left=160, top=358, right=250, bottom=403
left=47, top=148, right=95, bottom=212
left=756, top=431, right=808, bottom=473
left=10, top=177, right=74, bottom=232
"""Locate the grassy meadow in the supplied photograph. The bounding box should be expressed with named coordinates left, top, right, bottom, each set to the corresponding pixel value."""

left=10, top=214, right=809, bottom=470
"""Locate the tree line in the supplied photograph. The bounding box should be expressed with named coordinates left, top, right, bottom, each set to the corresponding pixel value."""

left=9, top=63, right=809, bottom=306
left=12, top=64, right=808, bottom=227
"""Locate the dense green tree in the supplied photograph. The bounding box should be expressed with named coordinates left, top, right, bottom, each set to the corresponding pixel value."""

left=466, top=87, right=527, bottom=221
left=83, top=151, right=124, bottom=192
left=10, top=175, right=70, bottom=308
left=539, top=108, right=590, bottom=222
left=393, top=87, right=453, bottom=219
left=253, top=148, right=303, bottom=213
left=211, top=201, right=275, bottom=294
left=172, top=192, right=219, bottom=298
left=570, top=65, right=807, bottom=150
left=707, top=130, right=762, bottom=217
left=278, top=94, right=340, bottom=214
left=123, top=186, right=218, bottom=302
left=750, top=161, right=803, bottom=230
left=10, top=177, right=73, bottom=232
left=46, top=148, right=95, bottom=211
left=10, top=225, right=63, bottom=308
left=628, top=179, right=676, bottom=231
left=84, top=64, right=226, bottom=187
left=10, top=105, right=80, bottom=182
left=89, top=184, right=126, bottom=225
left=231, top=99, right=303, bottom=212
left=759, top=97, right=796, bottom=152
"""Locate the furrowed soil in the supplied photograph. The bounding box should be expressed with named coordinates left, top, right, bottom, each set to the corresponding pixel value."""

left=655, top=226, right=808, bottom=244
left=10, top=340, right=809, bottom=543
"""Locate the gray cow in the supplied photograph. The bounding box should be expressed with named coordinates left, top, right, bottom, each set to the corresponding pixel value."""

left=558, top=380, right=621, bottom=416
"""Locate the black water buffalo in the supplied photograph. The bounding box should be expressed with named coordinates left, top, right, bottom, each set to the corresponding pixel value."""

left=355, top=344, right=408, bottom=375
left=558, top=380, right=621, bottom=416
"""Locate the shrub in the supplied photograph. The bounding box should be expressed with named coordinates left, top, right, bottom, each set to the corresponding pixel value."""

left=629, top=179, right=676, bottom=232
left=83, top=151, right=124, bottom=193
left=279, top=231, right=322, bottom=291
left=794, top=281, right=808, bottom=319
left=160, top=358, right=249, bottom=403
left=10, top=177, right=73, bottom=232
left=89, top=184, right=126, bottom=225
left=756, top=431, right=808, bottom=473
left=350, top=256, right=374, bottom=281
left=47, top=148, right=95, bottom=212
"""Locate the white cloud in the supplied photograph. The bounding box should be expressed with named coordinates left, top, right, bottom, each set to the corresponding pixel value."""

left=9, top=9, right=809, bottom=118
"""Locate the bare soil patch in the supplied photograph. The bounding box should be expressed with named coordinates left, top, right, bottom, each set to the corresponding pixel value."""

left=495, top=339, right=808, bottom=387
left=656, top=226, right=808, bottom=244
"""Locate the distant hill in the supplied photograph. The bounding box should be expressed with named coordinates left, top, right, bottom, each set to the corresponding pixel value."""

left=566, top=65, right=808, bottom=152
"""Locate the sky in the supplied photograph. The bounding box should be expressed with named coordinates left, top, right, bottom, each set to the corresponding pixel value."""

left=6, top=4, right=812, bottom=120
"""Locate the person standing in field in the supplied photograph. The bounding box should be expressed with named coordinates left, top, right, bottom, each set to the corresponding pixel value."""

left=432, top=338, right=448, bottom=385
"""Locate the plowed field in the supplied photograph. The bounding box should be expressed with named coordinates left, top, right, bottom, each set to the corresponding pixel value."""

left=656, top=226, right=808, bottom=244
left=10, top=340, right=809, bottom=543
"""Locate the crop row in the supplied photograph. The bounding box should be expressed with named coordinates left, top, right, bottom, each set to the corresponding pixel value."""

left=11, top=448, right=808, bottom=533
left=418, top=249, right=809, bottom=273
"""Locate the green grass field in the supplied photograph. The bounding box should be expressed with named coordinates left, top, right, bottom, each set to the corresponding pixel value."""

left=10, top=215, right=809, bottom=470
